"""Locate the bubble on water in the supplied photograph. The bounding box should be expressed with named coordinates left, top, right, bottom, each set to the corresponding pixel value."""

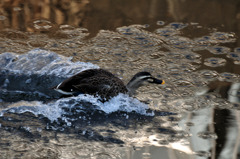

left=167, top=63, right=199, bottom=76
left=117, top=25, right=143, bottom=35
left=156, top=21, right=165, bottom=25
left=218, top=72, right=239, bottom=82
left=34, top=19, right=53, bottom=29
left=207, top=46, right=230, bottom=54
left=143, top=24, right=150, bottom=28
left=57, top=25, right=89, bottom=38
left=194, top=36, right=211, bottom=44
left=30, top=19, right=56, bottom=32
left=59, top=24, right=75, bottom=31
left=115, top=25, right=162, bottom=47
left=184, top=52, right=201, bottom=63
left=227, top=52, right=240, bottom=64
left=155, top=27, right=179, bottom=37
left=169, top=22, right=188, bottom=30
left=204, top=57, right=226, bottom=67
left=198, top=70, right=219, bottom=81
left=210, top=32, right=236, bottom=43
left=173, top=80, right=193, bottom=87
left=168, top=66, right=182, bottom=76
left=226, top=52, right=240, bottom=59
left=195, top=32, right=236, bottom=44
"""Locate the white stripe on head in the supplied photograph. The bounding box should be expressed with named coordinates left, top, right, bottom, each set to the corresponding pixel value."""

left=137, top=75, right=152, bottom=80
left=54, top=88, right=74, bottom=95
left=56, top=82, right=63, bottom=89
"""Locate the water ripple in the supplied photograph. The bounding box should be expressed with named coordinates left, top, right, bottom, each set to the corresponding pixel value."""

left=25, top=147, right=61, bottom=158
left=208, top=46, right=230, bottom=54
left=218, top=72, right=240, bottom=82
left=227, top=52, right=240, bottom=64
left=11, top=140, right=34, bottom=152
left=198, top=70, right=219, bottom=81
left=31, top=19, right=56, bottom=32
left=204, top=57, right=226, bottom=67
left=173, top=80, right=193, bottom=87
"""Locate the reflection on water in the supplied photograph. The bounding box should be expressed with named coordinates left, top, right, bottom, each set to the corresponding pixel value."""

left=0, top=0, right=240, bottom=42
left=180, top=108, right=240, bottom=159
left=0, top=0, right=240, bottom=159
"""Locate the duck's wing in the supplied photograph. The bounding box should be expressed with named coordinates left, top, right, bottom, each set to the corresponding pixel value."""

left=54, top=69, right=105, bottom=92
left=73, top=83, right=111, bottom=95
left=73, top=76, right=128, bottom=98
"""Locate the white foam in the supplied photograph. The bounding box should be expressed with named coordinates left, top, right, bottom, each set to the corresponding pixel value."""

left=101, top=93, right=152, bottom=114
left=52, top=93, right=153, bottom=116
left=0, top=48, right=99, bottom=77
left=0, top=94, right=153, bottom=124
left=0, top=101, right=63, bottom=122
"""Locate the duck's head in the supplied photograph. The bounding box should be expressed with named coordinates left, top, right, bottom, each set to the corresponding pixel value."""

left=126, top=71, right=165, bottom=95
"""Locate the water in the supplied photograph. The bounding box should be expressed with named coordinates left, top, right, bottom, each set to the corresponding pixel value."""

left=0, top=23, right=240, bottom=158
left=1, top=1, right=240, bottom=158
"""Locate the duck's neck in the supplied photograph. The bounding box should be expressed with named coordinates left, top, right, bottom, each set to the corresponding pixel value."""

left=126, top=77, right=145, bottom=95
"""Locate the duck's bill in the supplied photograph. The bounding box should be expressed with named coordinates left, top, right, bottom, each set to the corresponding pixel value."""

left=152, top=78, right=165, bottom=84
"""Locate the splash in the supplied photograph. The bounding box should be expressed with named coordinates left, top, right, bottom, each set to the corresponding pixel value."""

left=0, top=48, right=99, bottom=77
left=0, top=93, right=153, bottom=125
left=0, top=49, right=153, bottom=125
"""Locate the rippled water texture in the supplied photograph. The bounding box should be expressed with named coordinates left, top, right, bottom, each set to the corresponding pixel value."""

left=0, top=5, right=240, bottom=158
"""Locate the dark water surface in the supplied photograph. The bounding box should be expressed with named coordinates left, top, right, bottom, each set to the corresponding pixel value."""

left=0, top=0, right=240, bottom=159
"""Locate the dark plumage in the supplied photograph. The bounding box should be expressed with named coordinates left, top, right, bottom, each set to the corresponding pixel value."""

left=53, top=69, right=165, bottom=101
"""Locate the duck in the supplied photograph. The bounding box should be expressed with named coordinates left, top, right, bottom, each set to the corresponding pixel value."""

left=52, top=69, right=165, bottom=101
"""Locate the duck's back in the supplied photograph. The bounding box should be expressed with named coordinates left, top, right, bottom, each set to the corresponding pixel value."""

left=57, top=69, right=128, bottom=99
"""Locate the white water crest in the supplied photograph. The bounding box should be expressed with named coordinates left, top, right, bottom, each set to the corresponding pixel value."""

left=0, top=49, right=153, bottom=124
left=0, top=93, right=153, bottom=124
left=0, top=48, right=99, bottom=77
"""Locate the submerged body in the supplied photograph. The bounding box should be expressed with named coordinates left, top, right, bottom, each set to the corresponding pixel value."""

left=53, top=69, right=164, bottom=101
